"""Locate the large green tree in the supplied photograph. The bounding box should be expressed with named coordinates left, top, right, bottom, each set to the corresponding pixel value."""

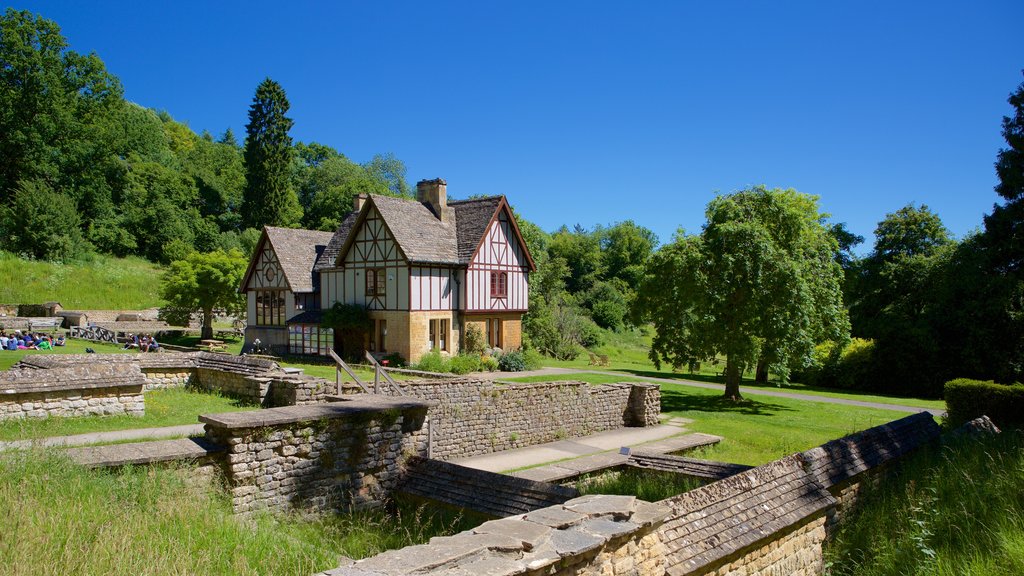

left=634, top=187, right=848, bottom=399
left=241, top=78, right=300, bottom=229
left=159, top=249, right=247, bottom=340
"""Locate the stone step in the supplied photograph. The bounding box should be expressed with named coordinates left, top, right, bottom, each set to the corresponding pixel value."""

left=66, top=437, right=225, bottom=468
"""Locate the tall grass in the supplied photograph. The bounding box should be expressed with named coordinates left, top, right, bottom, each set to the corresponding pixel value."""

left=825, top=432, right=1024, bottom=575
left=0, top=251, right=164, bottom=309
left=0, top=450, right=479, bottom=575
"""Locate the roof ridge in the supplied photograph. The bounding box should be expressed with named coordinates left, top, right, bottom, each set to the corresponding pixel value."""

left=448, top=196, right=502, bottom=205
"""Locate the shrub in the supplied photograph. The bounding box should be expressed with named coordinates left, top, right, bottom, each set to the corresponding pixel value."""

left=480, top=356, right=499, bottom=371
left=449, top=354, right=481, bottom=375
left=381, top=352, right=406, bottom=368
left=413, top=349, right=449, bottom=373
left=498, top=350, right=527, bottom=372
left=522, top=349, right=543, bottom=371
left=795, top=338, right=875, bottom=390
left=464, top=325, right=485, bottom=355
left=945, top=378, right=1024, bottom=428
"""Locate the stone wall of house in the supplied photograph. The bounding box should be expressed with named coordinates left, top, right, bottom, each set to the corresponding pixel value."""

left=387, top=379, right=661, bottom=460
left=320, top=494, right=670, bottom=576
left=0, top=364, right=146, bottom=421
left=201, top=398, right=432, bottom=515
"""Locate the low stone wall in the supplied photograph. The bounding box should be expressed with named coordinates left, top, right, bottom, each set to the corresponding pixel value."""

left=0, top=364, right=145, bottom=420
left=142, top=368, right=195, bottom=390
left=321, top=494, right=670, bottom=576
left=389, top=379, right=661, bottom=460
left=201, top=397, right=433, bottom=515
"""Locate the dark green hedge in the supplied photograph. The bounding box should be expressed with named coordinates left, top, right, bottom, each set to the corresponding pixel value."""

left=945, top=378, right=1024, bottom=428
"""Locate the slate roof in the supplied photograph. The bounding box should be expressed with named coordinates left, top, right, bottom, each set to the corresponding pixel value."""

left=449, top=196, right=503, bottom=262
left=312, top=211, right=359, bottom=272
left=370, top=194, right=460, bottom=264
left=264, top=227, right=335, bottom=293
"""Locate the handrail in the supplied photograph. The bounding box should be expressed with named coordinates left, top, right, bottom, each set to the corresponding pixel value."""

left=364, top=351, right=406, bottom=396
left=328, top=349, right=370, bottom=394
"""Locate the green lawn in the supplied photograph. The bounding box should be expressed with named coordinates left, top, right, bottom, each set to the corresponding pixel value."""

left=0, top=387, right=256, bottom=442
left=0, top=339, right=132, bottom=371
left=0, top=251, right=164, bottom=309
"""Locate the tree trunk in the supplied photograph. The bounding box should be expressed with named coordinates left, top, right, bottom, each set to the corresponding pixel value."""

left=724, top=356, right=743, bottom=400
left=202, top=307, right=214, bottom=340
left=755, top=357, right=769, bottom=384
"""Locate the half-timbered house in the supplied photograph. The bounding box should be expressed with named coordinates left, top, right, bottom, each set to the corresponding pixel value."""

left=240, top=179, right=535, bottom=362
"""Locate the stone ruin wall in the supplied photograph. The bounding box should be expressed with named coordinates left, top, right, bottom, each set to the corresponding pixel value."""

left=0, top=364, right=145, bottom=421
left=202, top=400, right=431, bottom=515
left=390, top=379, right=661, bottom=460
left=695, top=517, right=827, bottom=576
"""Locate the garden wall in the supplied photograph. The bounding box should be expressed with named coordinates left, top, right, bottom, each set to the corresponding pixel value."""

left=0, top=364, right=145, bottom=421
left=201, top=397, right=433, bottom=514
left=386, top=379, right=661, bottom=460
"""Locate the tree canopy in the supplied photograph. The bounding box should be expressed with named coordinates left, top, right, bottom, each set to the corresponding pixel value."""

left=242, top=78, right=300, bottom=229
left=634, top=187, right=848, bottom=399
left=159, top=249, right=247, bottom=340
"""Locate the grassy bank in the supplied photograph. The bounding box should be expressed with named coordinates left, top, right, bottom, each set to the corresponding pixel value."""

left=0, top=451, right=477, bottom=575
left=573, top=467, right=704, bottom=502
left=825, top=432, right=1024, bottom=575
left=0, top=251, right=164, bottom=309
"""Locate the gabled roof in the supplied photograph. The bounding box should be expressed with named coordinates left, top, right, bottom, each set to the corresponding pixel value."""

left=449, top=197, right=503, bottom=262
left=313, top=211, right=359, bottom=272
left=240, top=226, right=334, bottom=293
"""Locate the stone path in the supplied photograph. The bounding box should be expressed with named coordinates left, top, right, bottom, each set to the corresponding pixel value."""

left=0, top=423, right=204, bottom=451
left=495, top=367, right=944, bottom=416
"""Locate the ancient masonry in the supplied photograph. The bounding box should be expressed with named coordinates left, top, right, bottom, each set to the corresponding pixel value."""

left=0, top=364, right=145, bottom=420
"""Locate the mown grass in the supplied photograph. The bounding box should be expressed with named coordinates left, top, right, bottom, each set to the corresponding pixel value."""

left=0, top=388, right=256, bottom=442
left=0, top=251, right=164, bottom=309
left=824, top=432, right=1024, bottom=576
left=572, top=467, right=704, bottom=502
left=0, top=450, right=477, bottom=575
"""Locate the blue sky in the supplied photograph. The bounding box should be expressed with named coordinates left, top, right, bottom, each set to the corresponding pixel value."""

left=16, top=1, right=1024, bottom=250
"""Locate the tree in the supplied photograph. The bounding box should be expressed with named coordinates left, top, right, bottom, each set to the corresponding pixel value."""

left=599, top=220, right=658, bottom=287
left=241, top=78, right=300, bottom=229
left=872, top=204, right=951, bottom=261
left=159, top=249, right=247, bottom=340
left=634, top=187, right=848, bottom=399
left=2, top=179, right=84, bottom=261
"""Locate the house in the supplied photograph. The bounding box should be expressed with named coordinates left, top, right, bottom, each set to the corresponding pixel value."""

left=239, top=179, right=535, bottom=362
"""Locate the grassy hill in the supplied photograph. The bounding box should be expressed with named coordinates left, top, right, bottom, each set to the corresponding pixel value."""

left=0, top=252, right=164, bottom=310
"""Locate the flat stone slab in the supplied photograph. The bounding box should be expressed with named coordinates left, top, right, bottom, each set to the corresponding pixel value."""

left=66, top=437, right=225, bottom=468
left=509, top=433, right=723, bottom=483
left=199, top=396, right=435, bottom=429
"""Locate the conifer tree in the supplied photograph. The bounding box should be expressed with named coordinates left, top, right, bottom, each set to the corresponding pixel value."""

left=219, top=127, right=238, bottom=147
left=241, top=78, right=300, bottom=229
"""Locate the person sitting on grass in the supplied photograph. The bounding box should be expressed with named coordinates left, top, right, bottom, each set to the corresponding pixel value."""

left=54, top=334, right=65, bottom=346
left=124, top=333, right=139, bottom=350
left=0, top=333, right=7, bottom=350
left=141, top=334, right=160, bottom=353
left=36, top=336, right=52, bottom=351
left=6, top=337, right=17, bottom=351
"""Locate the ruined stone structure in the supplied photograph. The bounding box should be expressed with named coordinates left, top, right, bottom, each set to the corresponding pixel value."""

left=0, top=364, right=145, bottom=420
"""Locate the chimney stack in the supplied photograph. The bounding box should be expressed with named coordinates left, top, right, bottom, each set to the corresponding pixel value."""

left=353, top=193, right=368, bottom=213
left=416, top=178, right=449, bottom=222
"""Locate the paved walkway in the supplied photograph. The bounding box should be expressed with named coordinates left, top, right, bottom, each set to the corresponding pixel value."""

left=450, top=419, right=694, bottom=473
left=494, top=367, right=944, bottom=416
left=0, top=423, right=204, bottom=451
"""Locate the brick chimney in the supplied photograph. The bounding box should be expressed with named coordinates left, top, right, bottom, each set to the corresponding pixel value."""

left=417, top=178, right=449, bottom=222
left=353, top=193, right=368, bottom=213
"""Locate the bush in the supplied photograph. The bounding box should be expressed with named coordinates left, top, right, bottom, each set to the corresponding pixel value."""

left=945, top=378, right=1024, bottom=428
left=498, top=350, right=527, bottom=372
left=414, top=349, right=449, bottom=373
left=795, top=338, right=875, bottom=390
left=523, top=349, right=543, bottom=371
left=449, top=354, right=481, bottom=375
left=480, top=356, right=499, bottom=371
left=464, top=324, right=485, bottom=355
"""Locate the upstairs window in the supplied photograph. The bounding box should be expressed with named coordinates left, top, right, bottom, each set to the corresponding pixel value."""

left=366, top=268, right=386, bottom=296
left=490, top=271, right=508, bottom=298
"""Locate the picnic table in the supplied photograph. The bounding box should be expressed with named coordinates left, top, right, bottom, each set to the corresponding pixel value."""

left=196, top=339, right=227, bottom=352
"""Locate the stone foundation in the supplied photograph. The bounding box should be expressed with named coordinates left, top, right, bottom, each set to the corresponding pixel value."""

left=0, top=364, right=145, bottom=420
left=201, top=397, right=432, bottom=514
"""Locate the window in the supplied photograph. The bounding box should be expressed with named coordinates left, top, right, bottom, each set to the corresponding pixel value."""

left=487, top=318, right=502, bottom=348
left=490, top=271, right=508, bottom=298
left=255, top=290, right=285, bottom=326
left=369, top=319, right=387, bottom=352
left=288, top=325, right=333, bottom=355
left=365, top=268, right=386, bottom=296
left=429, top=318, right=449, bottom=351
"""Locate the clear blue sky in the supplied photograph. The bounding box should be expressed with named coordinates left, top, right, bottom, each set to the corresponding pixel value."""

left=16, top=1, right=1024, bottom=250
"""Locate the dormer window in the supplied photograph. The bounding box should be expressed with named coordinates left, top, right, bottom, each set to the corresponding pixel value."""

left=490, top=271, right=508, bottom=298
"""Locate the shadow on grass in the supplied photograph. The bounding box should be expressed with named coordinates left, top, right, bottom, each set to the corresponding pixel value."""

left=660, top=388, right=793, bottom=416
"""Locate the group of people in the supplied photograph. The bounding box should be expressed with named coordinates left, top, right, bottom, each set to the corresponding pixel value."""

left=123, top=333, right=160, bottom=352
left=0, top=330, right=65, bottom=351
